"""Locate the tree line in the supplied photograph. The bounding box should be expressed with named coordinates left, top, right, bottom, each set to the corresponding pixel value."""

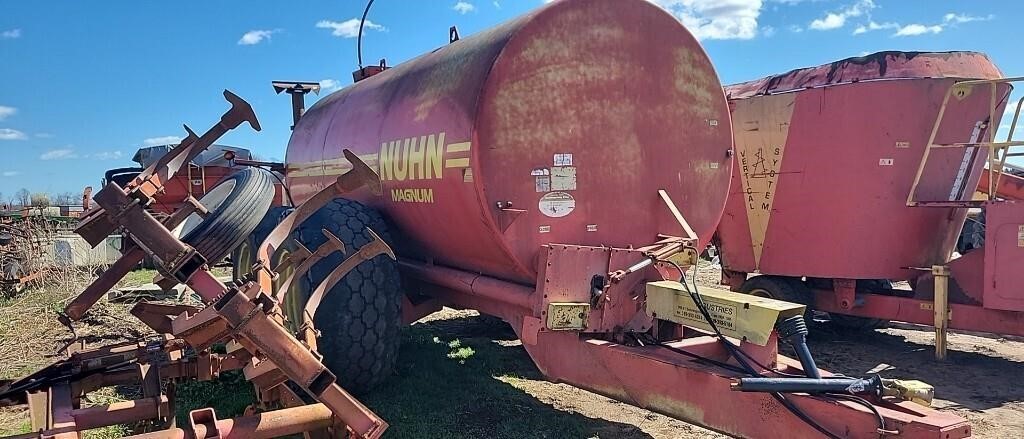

left=1, top=189, right=83, bottom=208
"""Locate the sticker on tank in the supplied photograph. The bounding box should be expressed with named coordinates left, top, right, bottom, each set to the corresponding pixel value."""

left=538, top=192, right=576, bottom=218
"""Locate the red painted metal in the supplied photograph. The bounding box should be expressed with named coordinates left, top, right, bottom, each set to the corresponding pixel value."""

left=978, top=167, right=1024, bottom=200
left=814, top=288, right=1024, bottom=337
left=285, top=0, right=733, bottom=285
left=520, top=332, right=969, bottom=439
left=718, top=51, right=1009, bottom=281
left=981, top=201, right=1024, bottom=311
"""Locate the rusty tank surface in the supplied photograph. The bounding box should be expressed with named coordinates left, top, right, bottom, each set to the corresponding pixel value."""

left=717, top=51, right=1009, bottom=282
left=285, top=0, right=734, bottom=285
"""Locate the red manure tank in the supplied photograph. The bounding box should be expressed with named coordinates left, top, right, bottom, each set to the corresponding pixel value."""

left=286, top=0, right=734, bottom=284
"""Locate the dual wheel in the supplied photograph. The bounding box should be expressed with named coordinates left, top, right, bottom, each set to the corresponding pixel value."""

left=184, top=168, right=402, bottom=394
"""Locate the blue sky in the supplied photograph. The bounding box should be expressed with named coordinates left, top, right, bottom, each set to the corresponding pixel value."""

left=1, top=0, right=1021, bottom=197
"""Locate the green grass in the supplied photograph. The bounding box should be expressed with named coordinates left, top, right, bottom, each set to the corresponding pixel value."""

left=357, top=317, right=631, bottom=439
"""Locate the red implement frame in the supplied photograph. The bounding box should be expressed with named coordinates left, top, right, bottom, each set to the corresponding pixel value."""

left=401, top=242, right=971, bottom=439
left=0, top=92, right=388, bottom=439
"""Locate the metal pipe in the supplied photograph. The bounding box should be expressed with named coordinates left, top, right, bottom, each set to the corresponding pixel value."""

left=73, top=396, right=169, bottom=430
left=399, top=260, right=536, bottom=311
left=124, top=403, right=335, bottom=439
left=732, top=376, right=881, bottom=395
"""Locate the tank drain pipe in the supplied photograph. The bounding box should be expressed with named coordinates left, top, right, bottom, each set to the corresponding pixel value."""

left=776, top=314, right=820, bottom=379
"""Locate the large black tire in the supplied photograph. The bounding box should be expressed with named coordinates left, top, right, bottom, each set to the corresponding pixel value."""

left=180, top=168, right=275, bottom=263
left=287, top=198, right=401, bottom=395
left=231, top=206, right=294, bottom=282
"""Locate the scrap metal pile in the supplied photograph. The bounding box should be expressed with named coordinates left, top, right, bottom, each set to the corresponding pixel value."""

left=0, top=92, right=391, bottom=439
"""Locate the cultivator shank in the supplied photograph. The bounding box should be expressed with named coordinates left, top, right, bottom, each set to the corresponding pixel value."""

left=0, top=92, right=389, bottom=439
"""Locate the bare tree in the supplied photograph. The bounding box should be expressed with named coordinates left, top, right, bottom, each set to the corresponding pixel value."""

left=52, top=191, right=78, bottom=206
left=15, top=188, right=30, bottom=207
left=30, top=193, right=50, bottom=208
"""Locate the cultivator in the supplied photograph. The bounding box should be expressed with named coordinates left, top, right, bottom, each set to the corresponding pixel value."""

left=0, top=91, right=391, bottom=439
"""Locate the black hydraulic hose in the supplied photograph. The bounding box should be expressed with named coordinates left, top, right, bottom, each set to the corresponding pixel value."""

left=776, top=314, right=821, bottom=379
left=356, top=0, right=376, bottom=69
left=668, top=261, right=844, bottom=439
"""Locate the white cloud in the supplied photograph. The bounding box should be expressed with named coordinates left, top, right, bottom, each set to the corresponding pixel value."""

left=788, top=24, right=803, bottom=33
left=319, top=79, right=343, bottom=93
left=40, top=148, right=78, bottom=160
left=761, top=25, right=776, bottom=37
left=0, top=106, right=15, bottom=121
left=143, top=135, right=183, bottom=146
left=316, top=19, right=385, bottom=38
left=453, top=2, right=475, bottom=14
left=493, top=1, right=501, bottom=8
left=1, top=29, right=20, bottom=39
left=894, top=23, right=943, bottom=37
left=944, top=13, right=993, bottom=24
left=35, top=132, right=53, bottom=138
left=649, top=0, right=764, bottom=40
left=91, top=151, right=124, bottom=160
left=0, top=128, right=27, bottom=140
left=809, top=0, right=875, bottom=31
left=2, top=171, right=19, bottom=177
left=852, top=21, right=897, bottom=35
left=238, top=29, right=279, bottom=45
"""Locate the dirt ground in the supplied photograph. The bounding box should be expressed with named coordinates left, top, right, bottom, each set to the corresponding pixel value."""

left=1, top=264, right=1022, bottom=438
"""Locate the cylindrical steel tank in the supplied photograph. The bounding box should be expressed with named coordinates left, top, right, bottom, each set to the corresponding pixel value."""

left=286, top=0, right=733, bottom=284
left=717, top=51, right=1009, bottom=281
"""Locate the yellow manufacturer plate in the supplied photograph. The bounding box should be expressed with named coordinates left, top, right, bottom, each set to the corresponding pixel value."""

left=646, top=281, right=805, bottom=346
left=546, top=302, right=590, bottom=331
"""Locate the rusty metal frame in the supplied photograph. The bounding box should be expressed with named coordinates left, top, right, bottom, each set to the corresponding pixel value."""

left=0, top=92, right=389, bottom=439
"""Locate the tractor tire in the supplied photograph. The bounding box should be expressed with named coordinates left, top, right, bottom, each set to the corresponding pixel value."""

left=288, top=198, right=401, bottom=395
left=179, top=168, right=275, bottom=264
left=739, top=275, right=810, bottom=304
left=231, top=206, right=294, bottom=282
left=739, top=275, right=814, bottom=322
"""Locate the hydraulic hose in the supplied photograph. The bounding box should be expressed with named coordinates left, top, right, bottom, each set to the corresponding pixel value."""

left=776, top=314, right=820, bottom=379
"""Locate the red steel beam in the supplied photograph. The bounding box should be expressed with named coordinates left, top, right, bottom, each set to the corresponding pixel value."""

left=813, top=289, right=1024, bottom=337
left=522, top=332, right=970, bottom=439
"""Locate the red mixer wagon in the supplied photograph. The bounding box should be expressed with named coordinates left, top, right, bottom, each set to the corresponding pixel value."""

left=717, top=51, right=1024, bottom=343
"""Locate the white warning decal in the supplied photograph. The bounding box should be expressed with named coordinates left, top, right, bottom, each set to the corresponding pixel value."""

left=550, top=166, right=576, bottom=191
left=539, top=191, right=575, bottom=218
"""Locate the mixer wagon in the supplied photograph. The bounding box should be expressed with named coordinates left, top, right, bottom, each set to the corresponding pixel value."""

left=0, top=2, right=975, bottom=439
left=717, top=51, right=1024, bottom=343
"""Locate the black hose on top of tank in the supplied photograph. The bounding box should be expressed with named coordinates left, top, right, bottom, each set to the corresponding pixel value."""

left=357, top=0, right=376, bottom=69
